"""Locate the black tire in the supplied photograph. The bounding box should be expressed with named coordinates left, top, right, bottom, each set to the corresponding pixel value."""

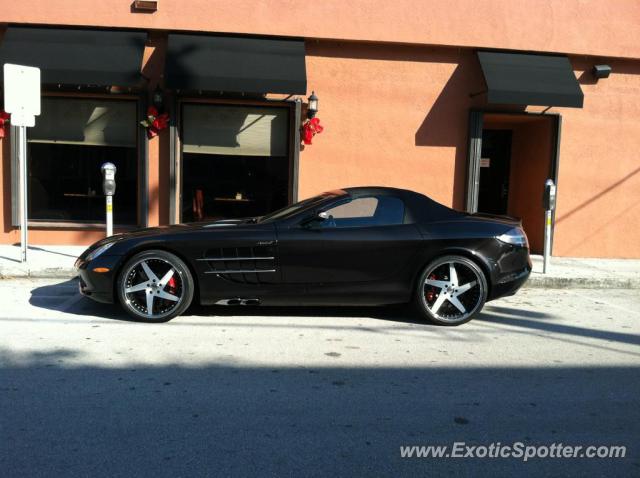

left=116, top=249, right=194, bottom=322
left=415, top=255, right=488, bottom=326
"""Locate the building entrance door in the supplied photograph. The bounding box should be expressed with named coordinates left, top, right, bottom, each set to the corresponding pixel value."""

left=467, top=112, right=560, bottom=254
left=478, top=130, right=512, bottom=215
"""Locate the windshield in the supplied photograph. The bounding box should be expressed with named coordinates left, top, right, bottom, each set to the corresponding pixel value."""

left=258, top=192, right=342, bottom=223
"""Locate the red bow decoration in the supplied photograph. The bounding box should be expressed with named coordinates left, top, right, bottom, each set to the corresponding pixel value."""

left=301, top=117, right=324, bottom=145
left=0, top=110, right=11, bottom=139
left=140, top=105, right=170, bottom=139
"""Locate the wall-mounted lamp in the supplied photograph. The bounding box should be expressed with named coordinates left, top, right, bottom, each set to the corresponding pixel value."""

left=307, top=91, right=319, bottom=118
left=592, top=64, right=612, bottom=79
left=133, top=0, right=158, bottom=12
left=152, top=85, right=164, bottom=112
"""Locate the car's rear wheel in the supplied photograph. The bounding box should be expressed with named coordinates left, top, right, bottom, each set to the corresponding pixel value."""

left=415, top=255, right=487, bottom=326
left=116, top=250, right=194, bottom=322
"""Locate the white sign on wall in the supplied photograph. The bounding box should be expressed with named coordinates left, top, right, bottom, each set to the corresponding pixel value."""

left=3, top=63, right=41, bottom=126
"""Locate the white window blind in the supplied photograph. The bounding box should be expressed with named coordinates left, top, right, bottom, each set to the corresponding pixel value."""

left=28, top=98, right=137, bottom=148
left=182, top=104, right=288, bottom=157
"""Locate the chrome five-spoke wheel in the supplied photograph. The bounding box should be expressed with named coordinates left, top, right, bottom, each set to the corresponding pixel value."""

left=117, top=250, right=194, bottom=322
left=416, top=255, right=487, bottom=325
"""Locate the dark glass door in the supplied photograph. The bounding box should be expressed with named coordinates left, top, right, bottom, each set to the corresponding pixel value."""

left=478, top=129, right=512, bottom=215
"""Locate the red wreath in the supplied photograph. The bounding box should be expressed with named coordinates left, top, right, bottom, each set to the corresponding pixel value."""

left=301, top=117, right=324, bottom=145
left=140, top=105, right=170, bottom=139
left=0, top=110, right=11, bottom=139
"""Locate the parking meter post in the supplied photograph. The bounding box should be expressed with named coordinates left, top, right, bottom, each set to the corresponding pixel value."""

left=101, top=163, right=117, bottom=238
left=543, top=210, right=552, bottom=273
left=18, top=126, right=28, bottom=263
left=106, top=196, right=113, bottom=237
left=542, top=179, right=556, bottom=274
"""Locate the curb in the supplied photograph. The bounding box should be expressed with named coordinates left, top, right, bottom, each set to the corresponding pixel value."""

left=524, top=275, right=640, bottom=290
left=0, top=269, right=77, bottom=279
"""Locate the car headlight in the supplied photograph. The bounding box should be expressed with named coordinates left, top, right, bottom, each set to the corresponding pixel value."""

left=85, top=242, right=116, bottom=262
left=497, top=227, right=529, bottom=248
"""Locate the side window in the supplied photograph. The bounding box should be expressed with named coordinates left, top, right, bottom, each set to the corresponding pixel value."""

left=322, top=196, right=405, bottom=228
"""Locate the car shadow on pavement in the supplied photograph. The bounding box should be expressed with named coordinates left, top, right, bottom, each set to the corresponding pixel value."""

left=26, top=279, right=640, bottom=350
left=478, top=310, right=640, bottom=347
left=28, top=278, right=425, bottom=325
left=1, top=347, right=638, bottom=476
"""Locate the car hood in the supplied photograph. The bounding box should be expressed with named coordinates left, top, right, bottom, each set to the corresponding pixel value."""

left=114, top=218, right=257, bottom=239
left=80, top=218, right=260, bottom=256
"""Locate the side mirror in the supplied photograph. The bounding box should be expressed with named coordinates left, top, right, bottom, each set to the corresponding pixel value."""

left=302, top=210, right=330, bottom=228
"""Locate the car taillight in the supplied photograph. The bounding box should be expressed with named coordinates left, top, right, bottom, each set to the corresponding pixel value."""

left=497, top=227, right=529, bottom=248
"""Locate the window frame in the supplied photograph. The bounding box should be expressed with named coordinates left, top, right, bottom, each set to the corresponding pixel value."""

left=11, top=92, right=147, bottom=229
left=316, top=194, right=407, bottom=229
left=172, top=97, right=299, bottom=225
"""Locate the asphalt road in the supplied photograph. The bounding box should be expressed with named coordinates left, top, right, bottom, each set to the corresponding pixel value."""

left=1, top=278, right=639, bottom=477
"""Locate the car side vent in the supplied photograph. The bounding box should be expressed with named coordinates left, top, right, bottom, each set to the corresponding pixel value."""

left=198, top=245, right=277, bottom=284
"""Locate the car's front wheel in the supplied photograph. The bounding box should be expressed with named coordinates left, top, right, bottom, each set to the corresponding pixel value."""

left=116, top=250, right=194, bottom=322
left=415, top=255, right=488, bottom=326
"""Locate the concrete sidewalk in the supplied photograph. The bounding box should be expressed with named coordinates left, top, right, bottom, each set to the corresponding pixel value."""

left=527, top=255, right=640, bottom=289
left=0, top=244, right=639, bottom=288
left=0, top=245, right=86, bottom=279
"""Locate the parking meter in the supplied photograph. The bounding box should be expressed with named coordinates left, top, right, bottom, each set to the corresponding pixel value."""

left=542, top=179, right=556, bottom=273
left=101, top=163, right=117, bottom=237
left=543, top=179, right=557, bottom=211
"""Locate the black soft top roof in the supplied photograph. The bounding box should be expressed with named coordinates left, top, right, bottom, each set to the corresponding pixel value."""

left=343, top=186, right=462, bottom=223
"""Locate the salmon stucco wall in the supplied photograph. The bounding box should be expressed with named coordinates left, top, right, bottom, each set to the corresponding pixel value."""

left=300, top=42, right=485, bottom=209
left=3, top=0, right=640, bottom=60
left=542, top=58, right=640, bottom=258
left=299, top=43, right=640, bottom=258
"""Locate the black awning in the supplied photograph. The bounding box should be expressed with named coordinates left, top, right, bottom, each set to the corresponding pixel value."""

left=0, top=26, right=146, bottom=87
left=166, top=34, right=306, bottom=95
left=477, top=51, right=584, bottom=108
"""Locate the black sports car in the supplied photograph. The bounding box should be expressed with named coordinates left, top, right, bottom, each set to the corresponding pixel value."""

left=75, top=187, right=531, bottom=325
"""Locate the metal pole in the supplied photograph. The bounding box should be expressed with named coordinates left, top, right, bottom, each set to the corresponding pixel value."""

left=18, top=126, right=28, bottom=263
left=543, top=209, right=552, bottom=274
left=106, top=195, right=113, bottom=237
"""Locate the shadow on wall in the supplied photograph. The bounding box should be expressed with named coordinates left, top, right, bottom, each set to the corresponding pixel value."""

left=555, top=165, right=640, bottom=226
left=554, top=166, right=640, bottom=255
left=574, top=57, right=640, bottom=86
left=0, top=347, right=638, bottom=476
left=414, top=56, right=483, bottom=209
left=412, top=51, right=514, bottom=210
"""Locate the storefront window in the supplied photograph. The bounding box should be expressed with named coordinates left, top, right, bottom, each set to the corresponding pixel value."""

left=26, top=97, right=138, bottom=224
left=181, top=104, right=290, bottom=222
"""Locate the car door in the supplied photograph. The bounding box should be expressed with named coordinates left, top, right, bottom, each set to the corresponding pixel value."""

left=194, top=222, right=281, bottom=302
left=277, top=195, right=422, bottom=284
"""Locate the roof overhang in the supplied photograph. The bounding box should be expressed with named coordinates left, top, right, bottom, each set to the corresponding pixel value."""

left=165, top=33, right=307, bottom=95
left=0, top=26, right=146, bottom=87
left=477, top=51, right=584, bottom=108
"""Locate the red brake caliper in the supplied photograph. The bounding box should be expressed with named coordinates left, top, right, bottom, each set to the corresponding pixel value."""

left=426, top=274, right=437, bottom=302
left=167, top=276, right=176, bottom=293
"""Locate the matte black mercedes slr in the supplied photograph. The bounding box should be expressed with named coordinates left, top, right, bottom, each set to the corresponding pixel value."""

left=76, top=187, right=531, bottom=325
